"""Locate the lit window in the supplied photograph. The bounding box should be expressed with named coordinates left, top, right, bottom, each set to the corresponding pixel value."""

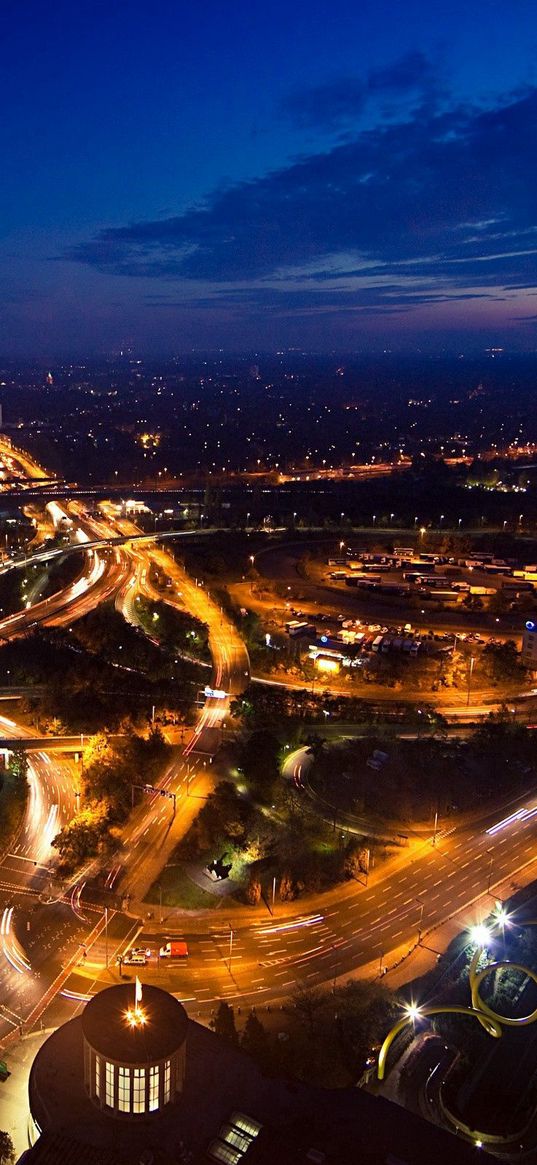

left=164, top=1060, right=171, bottom=1104
left=95, top=1055, right=101, bottom=1099
left=118, top=1065, right=130, bottom=1112
left=105, top=1061, right=114, bottom=1108
left=133, top=1067, right=145, bottom=1113
left=149, top=1065, right=159, bottom=1111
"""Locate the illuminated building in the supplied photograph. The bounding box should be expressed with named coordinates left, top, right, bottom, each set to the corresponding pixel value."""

left=28, top=983, right=187, bottom=1147
left=82, top=981, right=187, bottom=1116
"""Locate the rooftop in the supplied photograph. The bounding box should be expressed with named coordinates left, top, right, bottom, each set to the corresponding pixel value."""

left=81, top=983, right=188, bottom=1063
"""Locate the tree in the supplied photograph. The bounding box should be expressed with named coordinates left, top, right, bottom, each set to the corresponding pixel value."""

left=343, top=840, right=367, bottom=881
left=279, top=870, right=295, bottom=901
left=288, top=985, right=325, bottom=1035
left=0, top=1131, right=15, bottom=1164
left=213, top=1001, right=238, bottom=1045
left=304, top=733, right=326, bottom=760
left=245, top=871, right=261, bottom=906
left=239, top=730, right=280, bottom=803
left=483, top=640, right=524, bottom=683
left=52, top=805, right=111, bottom=868
left=8, top=747, right=28, bottom=787
left=241, top=1012, right=270, bottom=1067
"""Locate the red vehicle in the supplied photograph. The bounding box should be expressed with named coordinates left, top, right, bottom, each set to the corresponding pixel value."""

left=159, top=941, right=188, bottom=959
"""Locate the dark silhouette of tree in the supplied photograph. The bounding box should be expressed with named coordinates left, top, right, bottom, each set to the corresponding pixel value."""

left=213, top=1001, right=238, bottom=1045
left=0, top=1131, right=15, bottom=1164
left=241, top=1011, right=270, bottom=1068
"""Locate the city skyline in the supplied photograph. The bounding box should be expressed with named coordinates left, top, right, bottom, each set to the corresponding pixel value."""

left=4, top=1, right=537, bottom=354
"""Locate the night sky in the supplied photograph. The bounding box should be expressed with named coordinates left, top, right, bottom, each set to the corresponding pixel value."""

left=4, top=0, right=537, bottom=355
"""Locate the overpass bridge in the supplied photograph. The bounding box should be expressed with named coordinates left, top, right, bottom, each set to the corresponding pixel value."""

left=0, top=483, right=202, bottom=501
left=0, top=526, right=221, bottom=574
left=0, top=734, right=121, bottom=753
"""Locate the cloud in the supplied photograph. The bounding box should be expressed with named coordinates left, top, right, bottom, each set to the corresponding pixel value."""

left=280, top=51, right=439, bottom=131
left=281, top=76, right=367, bottom=131
left=68, top=80, right=537, bottom=320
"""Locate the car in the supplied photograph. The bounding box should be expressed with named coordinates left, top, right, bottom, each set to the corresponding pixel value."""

left=118, top=951, right=147, bottom=966
left=130, top=946, right=152, bottom=958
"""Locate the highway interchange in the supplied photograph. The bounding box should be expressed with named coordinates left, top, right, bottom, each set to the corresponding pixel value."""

left=0, top=435, right=536, bottom=1065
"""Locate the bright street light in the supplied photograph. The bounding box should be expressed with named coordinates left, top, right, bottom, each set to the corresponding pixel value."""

left=470, top=924, right=490, bottom=948
left=494, top=903, right=510, bottom=927
left=405, top=1003, right=422, bottom=1021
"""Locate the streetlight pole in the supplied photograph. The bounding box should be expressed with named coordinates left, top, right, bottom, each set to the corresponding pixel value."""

left=432, top=810, right=438, bottom=846
left=272, top=875, right=276, bottom=915
left=467, top=655, right=475, bottom=707
left=104, top=907, right=108, bottom=969
left=228, top=923, right=233, bottom=971
left=416, top=898, right=424, bottom=944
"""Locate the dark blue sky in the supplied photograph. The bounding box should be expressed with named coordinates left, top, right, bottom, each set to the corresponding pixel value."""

left=3, top=0, right=537, bottom=354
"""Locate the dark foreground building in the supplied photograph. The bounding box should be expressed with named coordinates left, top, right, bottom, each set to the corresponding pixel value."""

left=21, top=982, right=491, bottom=1164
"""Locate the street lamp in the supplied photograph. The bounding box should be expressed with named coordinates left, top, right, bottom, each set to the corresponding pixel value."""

left=470, top=924, right=490, bottom=949
left=494, top=903, right=510, bottom=928
left=466, top=654, right=475, bottom=707
left=416, top=898, right=424, bottom=943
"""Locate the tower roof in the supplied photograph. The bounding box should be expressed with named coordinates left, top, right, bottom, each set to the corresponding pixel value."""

left=81, top=983, right=188, bottom=1063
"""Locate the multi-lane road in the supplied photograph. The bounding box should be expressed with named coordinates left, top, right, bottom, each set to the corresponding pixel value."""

left=59, top=780, right=537, bottom=1018
left=0, top=436, right=535, bottom=1061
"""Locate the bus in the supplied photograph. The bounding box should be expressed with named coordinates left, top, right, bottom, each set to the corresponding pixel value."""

left=362, top=562, right=386, bottom=573
left=501, top=580, right=534, bottom=593
left=405, top=573, right=451, bottom=588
